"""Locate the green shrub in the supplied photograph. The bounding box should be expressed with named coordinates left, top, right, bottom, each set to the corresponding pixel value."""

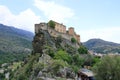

left=17, top=74, right=27, bottom=80
left=72, top=54, right=84, bottom=67
left=71, top=38, right=76, bottom=43
left=0, top=73, right=5, bottom=80
left=78, top=46, right=88, bottom=54
left=93, top=56, right=120, bottom=80
left=48, top=20, right=55, bottom=29
left=54, top=50, right=72, bottom=63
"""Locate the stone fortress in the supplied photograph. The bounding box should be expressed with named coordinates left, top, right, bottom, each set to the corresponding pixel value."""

left=35, top=20, right=80, bottom=43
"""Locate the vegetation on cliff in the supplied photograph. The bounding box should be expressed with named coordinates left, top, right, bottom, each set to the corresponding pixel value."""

left=9, top=29, right=100, bottom=80
left=78, top=45, right=88, bottom=54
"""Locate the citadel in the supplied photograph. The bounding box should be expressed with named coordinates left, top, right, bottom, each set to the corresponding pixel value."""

left=35, top=20, right=80, bottom=43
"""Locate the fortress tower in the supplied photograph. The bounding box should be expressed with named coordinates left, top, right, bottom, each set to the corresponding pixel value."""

left=68, top=27, right=75, bottom=35
left=68, top=27, right=80, bottom=43
left=76, top=35, right=80, bottom=43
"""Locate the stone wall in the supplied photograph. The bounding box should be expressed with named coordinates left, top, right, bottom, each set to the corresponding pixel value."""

left=48, top=27, right=80, bottom=48
left=54, top=21, right=66, bottom=33
left=76, top=35, right=80, bottom=43
left=48, top=27, right=73, bottom=41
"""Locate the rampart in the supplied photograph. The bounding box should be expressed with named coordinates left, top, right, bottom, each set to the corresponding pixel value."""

left=48, top=27, right=73, bottom=41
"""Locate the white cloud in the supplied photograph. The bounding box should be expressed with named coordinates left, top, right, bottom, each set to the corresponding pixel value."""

left=34, top=0, right=74, bottom=23
left=78, top=27, right=120, bottom=43
left=0, top=5, right=41, bottom=32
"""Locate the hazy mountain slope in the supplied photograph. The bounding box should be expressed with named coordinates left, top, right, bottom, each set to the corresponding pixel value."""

left=83, top=39, right=120, bottom=53
left=0, top=24, right=34, bottom=64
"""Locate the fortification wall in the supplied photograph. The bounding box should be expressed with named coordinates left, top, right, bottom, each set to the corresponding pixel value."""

left=48, top=27, right=73, bottom=41
left=54, top=22, right=66, bottom=33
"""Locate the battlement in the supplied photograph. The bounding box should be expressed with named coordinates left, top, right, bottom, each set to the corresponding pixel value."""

left=35, top=21, right=80, bottom=43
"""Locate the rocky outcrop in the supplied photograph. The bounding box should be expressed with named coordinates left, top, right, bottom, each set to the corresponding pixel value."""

left=32, top=29, right=56, bottom=54
left=28, top=28, right=80, bottom=80
left=56, top=67, right=75, bottom=78
left=32, top=29, right=80, bottom=55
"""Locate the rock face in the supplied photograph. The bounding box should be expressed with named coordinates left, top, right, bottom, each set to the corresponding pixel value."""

left=56, top=67, right=75, bottom=78
left=32, top=29, right=80, bottom=55
left=32, top=29, right=56, bottom=54
left=26, top=26, right=81, bottom=80
left=32, top=30, right=45, bottom=54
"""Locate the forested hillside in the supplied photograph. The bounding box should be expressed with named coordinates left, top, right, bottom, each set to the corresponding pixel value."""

left=0, top=24, right=34, bottom=64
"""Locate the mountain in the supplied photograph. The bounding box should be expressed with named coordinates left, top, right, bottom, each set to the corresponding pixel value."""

left=0, top=24, right=34, bottom=64
left=83, top=38, right=120, bottom=54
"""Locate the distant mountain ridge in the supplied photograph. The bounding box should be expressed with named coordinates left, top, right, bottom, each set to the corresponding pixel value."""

left=0, top=23, right=34, bottom=64
left=83, top=38, right=120, bottom=54
left=0, top=24, right=34, bottom=41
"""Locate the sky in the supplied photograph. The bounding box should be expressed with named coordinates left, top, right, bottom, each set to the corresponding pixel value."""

left=0, top=0, right=120, bottom=43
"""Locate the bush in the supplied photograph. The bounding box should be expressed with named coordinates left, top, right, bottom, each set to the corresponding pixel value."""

left=17, top=74, right=27, bottom=80
left=93, top=56, right=120, bottom=80
left=54, top=50, right=72, bottom=63
left=45, top=46, right=55, bottom=58
left=72, top=54, right=84, bottom=67
left=71, top=38, right=76, bottom=43
left=48, top=20, right=55, bottom=29
left=78, top=46, right=88, bottom=54
left=71, top=65, right=79, bottom=73
left=0, top=73, right=5, bottom=80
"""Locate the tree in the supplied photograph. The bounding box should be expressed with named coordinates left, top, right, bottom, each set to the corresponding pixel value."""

left=78, top=46, right=88, bottom=54
left=48, top=20, right=55, bottom=29
left=93, top=56, right=120, bottom=80
left=71, top=38, right=76, bottom=43
left=72, top=54, right=84, bottom=67
left=54, top=50, right=72, bottom=63
left=81, top=55, right=100, bottom=67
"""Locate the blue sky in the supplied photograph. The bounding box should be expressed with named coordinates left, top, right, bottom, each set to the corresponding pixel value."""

left=0, top=0, right=120, bottom=43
